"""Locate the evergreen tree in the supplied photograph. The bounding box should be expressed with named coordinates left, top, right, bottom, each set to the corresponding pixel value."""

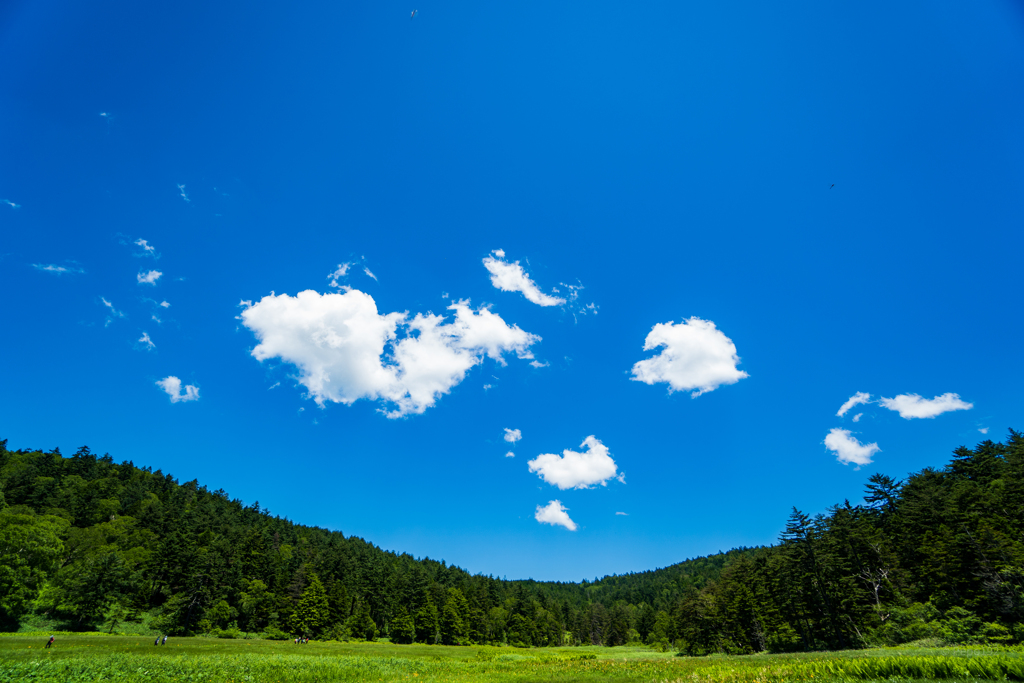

left=292, top=573, right=329, bottom=637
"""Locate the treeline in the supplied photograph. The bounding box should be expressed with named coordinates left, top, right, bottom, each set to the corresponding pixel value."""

left=0, top=432, right=1022, bottom=652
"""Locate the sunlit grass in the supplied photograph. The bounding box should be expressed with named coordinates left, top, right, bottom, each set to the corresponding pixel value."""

left=1, top=636, right=1022, bottom=682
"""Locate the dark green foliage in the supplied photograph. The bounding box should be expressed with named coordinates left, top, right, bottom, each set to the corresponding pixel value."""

left=292, top=573, right=329, bottom=637
left=1, top=432, right=1023, bottom=650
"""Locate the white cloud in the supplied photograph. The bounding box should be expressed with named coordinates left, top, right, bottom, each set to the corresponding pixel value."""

left=2, top=199, right=20, bottom=209
left=100, top=297, right=125, bottom=326
left=33, top=264, right=84, bottom=275
left=879, top=393, right=973, bottom=419
left=979, top=427, right=989, bottom=434
left=134, top=239, right=157, bottom=257
left=156, top=376, right=199, bottom=403
left=630, top=317, right=748, bottom=397
left=558, top=282, right=598, bottom=322
left=138, top=332, right=155, bottom=350
left=615, top=511, right=628, bottom=516
left=837, top=392, right=871, bottom=417
left=528, top=435, right=620, bottom=490
left=177, top=184, right=190, bottom=203
left=852, top=413, right=863, bottom=422
left=505, top=451, right=515, bottom=458
left=268, top=381, right=281, bottom=390
left=535, top=500, right=577, bottom=531
left=483, top=251, right=565, bottom=307
left=825, top=428, right=880, bottom=469
left=160, top=301, right=170, bottom=308
left=363, top=267, right=378, bottom=281
left=530, top=360, right=549, bottom=369
left=240, top=289, right=540, bottom=418
left=327, top=263, right=351, bottom=288
left=504, top=428, right=522, bottom=444
left=137, top=270, right=162, bottom=285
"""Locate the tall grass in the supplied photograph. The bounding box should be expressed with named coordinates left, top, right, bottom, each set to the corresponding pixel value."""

left=2, top=637, right=1023, bottom=683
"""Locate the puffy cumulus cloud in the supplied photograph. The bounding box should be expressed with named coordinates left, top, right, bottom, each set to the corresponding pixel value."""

left=504, top=428, right=522, bottom=444
left=825, top=428, right=879, bottom=469
left=879, top=393, right=973, bottom=419
left=837, top=392, right=871, bottom=417
left=137, top=270, right=162, bottom=285
left=483, top=251, right=565, bottom=307
left=505, top=451, right=515, bottom=458
left=528, top=436, right=620, bottom=490
left=630, top=318, right=748, bottom=397
left=240, top=289, right=540, bottom=418
left=535, top=500, right=577, bottom=531
left=156, top=376, right=199, bottom=403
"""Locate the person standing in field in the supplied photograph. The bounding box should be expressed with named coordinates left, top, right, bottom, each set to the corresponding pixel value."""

left=155, top=636, right=160, bottom=645
left=162, top=635, right=167, bottom=645
left=45, top=636, right=54, bottom=648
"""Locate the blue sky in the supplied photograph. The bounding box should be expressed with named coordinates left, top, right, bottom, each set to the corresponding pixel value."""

left=2, top=0, right=1023, bottom=581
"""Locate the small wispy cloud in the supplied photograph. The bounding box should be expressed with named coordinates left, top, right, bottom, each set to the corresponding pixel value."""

left=615, top=511, right=628, bottom=516
left=268, top=381, right=281, bottom=390
left=483, top=250, right=565, bottom=306
left=2, top=199, right=20, bottom=209
left=529, top=360, right=549, bottom=369
left=504, top=428, right=522, bottom=444
left=138, top=332, right=155, bottom=350
left=852, top=413, right=863, bottom=422
left=363, top=267, right=377, bottom=281
left=505, top=451, right=515, bottom=458
left=156, top=376, right=199, bottom=403
left=558, top=281, right=599, bottom=322
left=327, top=263, right=351, bottom=289
left=134, top=239, right=158, bottom=258
left=177, top=184, right=191, bottom=203
left=160, top=301, right=170, bottom=308
left=33, top=263, right=84, bottom=275
left=837, top=392, right=872, bottom=417
left=100, top=297, right=126, bottom=326
left=979, top=427, right=989, bottom=434
left=137, top=270, right=163, bottom=285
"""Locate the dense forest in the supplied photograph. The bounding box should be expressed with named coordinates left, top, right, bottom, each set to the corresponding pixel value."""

left=1, top=432, right=1022, bottom=652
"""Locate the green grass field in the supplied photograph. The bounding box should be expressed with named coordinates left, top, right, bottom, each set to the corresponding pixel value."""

left=1, top=636, right=1022, bottom=682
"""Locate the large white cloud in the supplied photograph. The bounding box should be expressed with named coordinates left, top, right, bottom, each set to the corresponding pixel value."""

left=528, top=436, right=620, bottom=489
left=156, top=376, right=199, bottom=403
left=630, top=317, right=748, bottom=397
left=825, top=428, right=879, bottom=468
left=535, top=500, right=577, bottom=531
left=879, top=393, right=973, bottom=419
left=483, top=251, right=565, bottom=307
left=240, top=289, right=539, bottom=418
left=837, top=392, right=871, bottom=417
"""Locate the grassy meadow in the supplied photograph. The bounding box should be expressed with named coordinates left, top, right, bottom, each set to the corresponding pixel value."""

left=2, top=636, right=1023, bottom=683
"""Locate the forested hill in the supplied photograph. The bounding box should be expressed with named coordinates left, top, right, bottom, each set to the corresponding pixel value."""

left=1, top=432, right=1022, bottom=653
